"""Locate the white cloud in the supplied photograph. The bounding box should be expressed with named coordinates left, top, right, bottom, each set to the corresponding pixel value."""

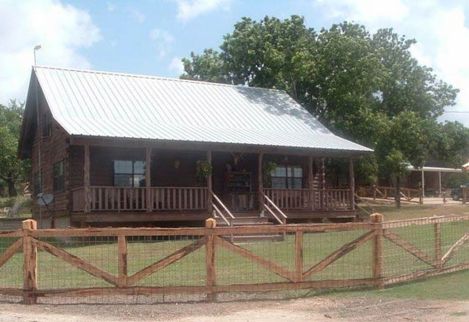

left=0, top=0, right=100, bottom=104
left=168, top=56, right=184, bottom=75
left=149, top=28, right=174, bottom=59
left=314, top=0, right=469, bottom=126
left=175, top=0, right=231, bottom=22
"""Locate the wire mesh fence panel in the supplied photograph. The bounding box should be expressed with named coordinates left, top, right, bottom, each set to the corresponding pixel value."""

left=0, top=236, right=23, bottom=290
left=1, top=216, right=468, bottom=304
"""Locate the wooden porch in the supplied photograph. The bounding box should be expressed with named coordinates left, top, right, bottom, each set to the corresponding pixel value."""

left=69, top=145, right=357, bottom=226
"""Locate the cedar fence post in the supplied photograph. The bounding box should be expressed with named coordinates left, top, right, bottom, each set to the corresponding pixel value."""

left=118, top=235, right=128, bottom=287
left=295, top=229, right=304, bottom=282
left=370, top=213, right=384, bottom=289
left=434, top=221, right=442, bottom=269
left=22, top=219, right=38, bottom=304
left=205, top=218, right=216, bottom=301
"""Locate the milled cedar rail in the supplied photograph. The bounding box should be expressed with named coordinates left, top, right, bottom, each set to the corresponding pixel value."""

left=0, top=215, right=468, bottom=304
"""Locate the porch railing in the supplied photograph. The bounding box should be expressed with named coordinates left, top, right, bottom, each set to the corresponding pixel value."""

left=264, top=188, right=352, bottom=211
left=72, top=186, right=209, bottom=212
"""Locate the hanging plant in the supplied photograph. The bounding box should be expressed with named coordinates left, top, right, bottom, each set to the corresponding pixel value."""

left=263, top=161, right=277, bottom=186
left=196, top=160, right=213, bottom=182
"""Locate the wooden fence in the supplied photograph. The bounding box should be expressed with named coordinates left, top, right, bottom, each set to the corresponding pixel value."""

left=0, top=215, right=468, bottom=304
left=358, top=185, right=423, bottom=204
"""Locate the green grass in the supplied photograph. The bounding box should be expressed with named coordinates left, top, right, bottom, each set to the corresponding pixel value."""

left=0, top=204, right=468, bottom=300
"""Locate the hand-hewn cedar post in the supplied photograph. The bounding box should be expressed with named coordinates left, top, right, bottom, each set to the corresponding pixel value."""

left=145, top=147, right=152, bottom=212
left=205, top=218, right=216, bottom=301
left=84, top=144, right=91, bottom=213
left=295, top=230, right=303, bottom=282
left=207, top=151, right=213, bottom=214
left=434, top=222, right=442, bottom=269
left=22, top=219, right=38, bottom=304
left=370, top=213, right=384, bottom=289
left=320, top=158, right=326, bottom=210
left=118, top=235, right=128, bottom=287
left=258, top=153, right=264, bottom=211
left=308, top=156, right=314, bottom=210
left=349, top=158, right=355, bottom=210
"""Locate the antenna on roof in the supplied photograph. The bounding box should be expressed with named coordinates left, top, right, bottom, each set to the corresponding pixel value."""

left=33, top=45, right=41, bottom=65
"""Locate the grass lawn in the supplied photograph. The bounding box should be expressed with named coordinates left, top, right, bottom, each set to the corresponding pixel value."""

left=0, top=203, right=468, bottom=300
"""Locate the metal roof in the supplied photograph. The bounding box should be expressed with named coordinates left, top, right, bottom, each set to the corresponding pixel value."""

left=406, top=166, right=463, bottom=173
left=32, top=66, right=372, bottom=153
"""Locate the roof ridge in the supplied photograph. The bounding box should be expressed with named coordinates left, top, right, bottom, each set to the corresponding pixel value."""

left=32, top=65, right=283, bottom=92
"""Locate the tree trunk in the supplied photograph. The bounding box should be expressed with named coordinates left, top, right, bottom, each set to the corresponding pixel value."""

left=7, top=178, right=17, bottom=197
left=395, top=175, right=401, bottom=208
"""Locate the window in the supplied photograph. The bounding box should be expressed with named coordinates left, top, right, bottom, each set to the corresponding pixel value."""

left=113, top=160, right=145, bottom=187
left=271, top=165, right=303, bottom=189
left=53, top=161, right=65, bottom=192
left=33, top=172, right=42, bottom=195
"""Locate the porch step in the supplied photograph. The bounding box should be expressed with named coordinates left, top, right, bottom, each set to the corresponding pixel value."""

left=215, top=216, right=272, bottom=226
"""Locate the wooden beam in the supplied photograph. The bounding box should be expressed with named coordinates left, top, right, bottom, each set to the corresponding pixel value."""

left=205, top=218, right=216, bottom=301
left=0, top=238, right=22, bottom=269
left=207, top=150, right=213, bottom=214
left=34, top=239, right=118, bottom=286
left=303, top=229, right=376, bottom=279
left=349, top=158, right=355, bottom=210
left=126, top=237, right=206, bottom=286
left=22, top=219, right=37, bottom=304
left=441, top=233, right=469, bottom=265
left=145, top=147, right=152, bottom=212
left=84, top=144, right=90, bottom=213
left=258, top=152, right=264, bottom=211
left=308, top=156, right=313, bottom=209
left=383, top=230, right=436, bottom=267
left=216, top=236, right=295, bottom=282
left=117, top=235, right=128, bottom=287
left=295, top=230, right=304, bottom=282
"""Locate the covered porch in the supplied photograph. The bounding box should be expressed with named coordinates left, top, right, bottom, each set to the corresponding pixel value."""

left=70, top=143, right=357, bottom=226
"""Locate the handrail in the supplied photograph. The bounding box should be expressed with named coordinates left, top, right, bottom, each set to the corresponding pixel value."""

left=263, top=194, right=287, bottom=219
left=212, top=204, right=231, bottom=226
left=262, top=193, right=287, bottom=225
left=212, top=193, right=235, bottom=219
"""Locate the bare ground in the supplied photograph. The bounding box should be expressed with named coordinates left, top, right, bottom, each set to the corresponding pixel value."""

left=0, top=297, right=468, bottom=322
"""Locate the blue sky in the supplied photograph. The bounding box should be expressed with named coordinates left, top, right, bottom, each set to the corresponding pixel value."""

left=1, top=0, right=468, bottom=125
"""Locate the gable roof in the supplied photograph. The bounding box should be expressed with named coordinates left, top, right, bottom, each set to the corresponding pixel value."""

left=24, top=66, right=372, bottom=155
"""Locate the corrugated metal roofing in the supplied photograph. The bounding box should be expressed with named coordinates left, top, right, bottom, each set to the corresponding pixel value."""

left=33, top=65, right=372, bottom=153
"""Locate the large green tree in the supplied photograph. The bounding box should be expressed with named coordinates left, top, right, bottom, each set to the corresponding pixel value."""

left=0, top=100, right=29, bottom=197
left=181, top=16, right=467, bottom=205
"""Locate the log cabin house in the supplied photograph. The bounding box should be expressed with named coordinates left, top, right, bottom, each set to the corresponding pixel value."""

left=19, top=66, right=372, bottom=228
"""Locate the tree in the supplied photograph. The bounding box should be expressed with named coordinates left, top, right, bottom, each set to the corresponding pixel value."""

left=181, top=16, right=464, bottom=204
left=0, top=100, right=29, bottom=197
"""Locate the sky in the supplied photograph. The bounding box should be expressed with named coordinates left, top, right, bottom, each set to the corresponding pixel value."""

left=0, top=0, right=468, bottom=125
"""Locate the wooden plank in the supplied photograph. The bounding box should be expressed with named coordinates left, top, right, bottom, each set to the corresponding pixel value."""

left=146, top=147, right=151, bottom=212
left=441, top=233, right=469, bottom=265
left=126, top=237, right=206, bottom=286
left=22, top=219, right=37, bottom=304
left=0, top=238, right=22, bottom=269
left=84, top=144, right=90, bottom=213
left=205, top=218, right=216, bottom=300
left=295, top=230, right=303, bottom=282
left=34, top=239, right=118, bottom=286
left=384, top=230, right=436, bottom=267
left=216, top=236, right=295, bottom=282
left=117, top=235, right=127, bottom=287
left=370, top=213, right=384, bottom=288
left=434, top=222, right=442, bottom=269
left=33, top=278, right=377, bottom=299
left=303, top=230, right=376, bottom=279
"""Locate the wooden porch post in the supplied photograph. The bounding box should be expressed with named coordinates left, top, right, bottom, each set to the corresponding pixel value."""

left=84, top=144, right=90, bottom=213
left=308, top=156, right=314, bottom=210
left=145, top=147, right=152, bottom=212
left=349, top=158, right=355, bottom=210
left=207, top=151, right=213, bottom=214
left=320, top=158, right=326, bottom=210
left=258, top=153, right=264, bottom=211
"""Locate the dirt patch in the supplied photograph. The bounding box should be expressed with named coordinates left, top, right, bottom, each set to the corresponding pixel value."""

left=0, top=297, right=468, bottom=321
